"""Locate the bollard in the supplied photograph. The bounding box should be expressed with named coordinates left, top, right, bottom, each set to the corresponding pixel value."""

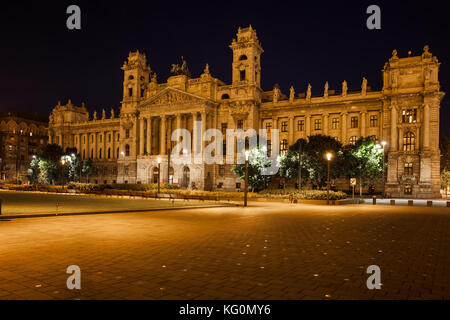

left=408, top=200, right=413, bottom=206
left=372, top=196, right=376, bottom=205
left=427, top=200, right=432, bottom=207
left=390, top=199, right=395, bottom=205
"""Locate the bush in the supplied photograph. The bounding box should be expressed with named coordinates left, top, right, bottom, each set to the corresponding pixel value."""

left=259, top=188, right=348, bottom=200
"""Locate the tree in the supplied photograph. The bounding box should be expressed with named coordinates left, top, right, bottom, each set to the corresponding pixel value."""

left=232, top=146, right=274, bottom=191
left=441, top=169, right=450, bottom=197
left=439, top=135, right=450, bottom=172
left=301, top=135, right=344, bottom=188
left=63, top=148, right=82, bottom=182
left=346, top=137, right=384, bottom=196
left=37, top=144, right=64, bottom=184
left=278, top=138, right=308, bottom=188
left=82, top=159, right=93, bottom=182
left=27, top=158, right=40, bottom=184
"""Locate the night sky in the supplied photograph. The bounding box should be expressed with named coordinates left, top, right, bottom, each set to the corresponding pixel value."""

left=0, top=1, right=449, bottom=136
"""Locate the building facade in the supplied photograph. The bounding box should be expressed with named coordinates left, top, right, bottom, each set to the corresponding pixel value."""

left=49, top=26, right=444, bottom=198
left=0, top=111, right=48, bottom=182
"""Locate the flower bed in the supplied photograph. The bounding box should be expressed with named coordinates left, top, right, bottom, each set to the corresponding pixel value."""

left=258, top=188, right=348, bottom=200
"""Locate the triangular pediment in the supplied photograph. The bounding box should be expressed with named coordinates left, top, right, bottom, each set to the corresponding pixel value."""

left=140, top=87, right=211, bottom=107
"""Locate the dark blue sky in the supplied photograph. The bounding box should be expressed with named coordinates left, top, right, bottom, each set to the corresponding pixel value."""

left=0, top=0, right=449, bottom=135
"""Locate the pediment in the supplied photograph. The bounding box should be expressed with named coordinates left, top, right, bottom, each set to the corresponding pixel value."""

left=141, top=87, right=211, bottom=107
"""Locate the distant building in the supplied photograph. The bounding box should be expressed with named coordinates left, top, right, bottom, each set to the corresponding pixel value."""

left=48, top=26, right=444, bottom=198
left=0, top=111, right=48, bottom=182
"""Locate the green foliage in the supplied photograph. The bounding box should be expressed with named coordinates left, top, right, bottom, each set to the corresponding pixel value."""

left=259, top=188, right=348, bottom=200
left=441, top=169, right=450, bottom=190
left=345, top=137, right=384, bottom=187
left=440, top=135, right=450, bottom=172
left=27, top=158, right=40, bottom=184
left=231, top=146, right=274, bottom=191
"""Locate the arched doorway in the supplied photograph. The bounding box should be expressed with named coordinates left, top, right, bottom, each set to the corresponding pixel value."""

left=168, top=167, right=174, bottom=185
left=152, top=167, right=159, bottom=184
left=182, top=167, right=190, bottom=189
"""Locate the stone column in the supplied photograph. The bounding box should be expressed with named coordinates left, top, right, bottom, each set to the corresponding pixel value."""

left=391, top=106, right=398, bottom=150
left=146, top=117, right=152, bottom=155
left=306, top=115, right=311, bottom=137
left=361, top=111, right=366, bottom=137
left=93, top=132, right=97, bottom=159
left=160, top=116, right=166, bottom=155
left=139, top=117, right=145, bottom=156
left=103, top=131, right=107, bottom=160
left=341, top=113, right=347, bottom=143
left=323, top=114, right=329, bottom=135
left=201, top=111, right=207, bottom=154
left=288, top=115, right=294, bottom=144
left=111, top=131, right=115, bottom=159
left=423, top=104, right=430, bottom=150
left=192, top=113, right=199, bottom=156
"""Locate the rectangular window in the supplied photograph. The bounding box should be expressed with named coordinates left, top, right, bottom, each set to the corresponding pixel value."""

left=351, top=116, right=358, bottom=128
left=240, top=70, right=246, bottom=81
left=280, top=139, right=288, bottom=155
left=236, top=182, right=241, bottom=189
left=267, top=140, right=272, bottom=157
left=370, top=115, right=378, bottom=127
left=314, top=119, right=321, bottom=130
left=221, top=123, right=228, bottom=135
left=332, top=118, right=339, bottom=129
left=297, top=119, right=304, bottom=131
left=281, top=121, right=288, bottom=132
left=219, top=165, right=225, bottom=177
left=265, top=122, right=272, bottom=133
left=125, top=129, right=130, bottom=139
left=128, top=88, right=133, bottom=97
left=402, top=109, right=417, bottom=123
left=237, top=120, right=243, bottom=130
left=404, top=162, right=413, bottom=176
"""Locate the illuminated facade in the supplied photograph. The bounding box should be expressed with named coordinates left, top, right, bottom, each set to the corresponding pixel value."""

left=48, top=26, right=444, bottom=198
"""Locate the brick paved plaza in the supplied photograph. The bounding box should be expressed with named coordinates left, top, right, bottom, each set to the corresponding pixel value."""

left=0, top=202, right=449, bottom=300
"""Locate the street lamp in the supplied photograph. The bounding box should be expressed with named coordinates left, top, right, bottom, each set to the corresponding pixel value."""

left=121, top=151, right=126, bottom=183
left=381, top=141, right=387, bottom=198
left=157, top=157, right=161, bottom=194
left=326, top=152, right=332, bottom=205
left=244, top=150, right=250, bottom=207
left=61, top=159, right=66, bottom=187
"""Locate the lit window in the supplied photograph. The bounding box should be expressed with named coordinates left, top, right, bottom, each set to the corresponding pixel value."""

left=332, top=118, right=339, bottom=129
left=297, top=119, right=304, bottom=131
left=265, top=122, right=272, bottom=133
left=404, top=162, right=413, bottom=175
left=125, top=144, right=130, bottom=156
left=351, top=116, right=358, bottom=128
left=349, top=136, right=358, bottom=145
left=237, top=120, right=243, bottom=130
left=370, top=115, right=378, bottom=127
left=281, top=121, right=288, bottom=132
left=314, top=119, right=321, bottom=130
left=403, top=132, right=415, bottom=151
left=280, top=139, right=288, bottom=155
left=402, top=109, right=417, bottom=123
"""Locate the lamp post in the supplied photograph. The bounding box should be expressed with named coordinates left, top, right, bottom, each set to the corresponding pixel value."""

left=121, top=151, right=126, bottom=183
left=381, top=141, right=387, bottom=198
left=326, top=152, right=332, bottom=205
left=61, top=159, right=66, bottom=187
left=157, top=157, right=161, bottom=194
left=244, top=150, right=250, bottom=207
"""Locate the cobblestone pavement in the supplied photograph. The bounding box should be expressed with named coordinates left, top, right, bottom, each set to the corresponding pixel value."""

left=0, top=203, right=449, bottom=300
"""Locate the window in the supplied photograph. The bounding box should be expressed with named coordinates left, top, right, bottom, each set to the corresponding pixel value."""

left=332, top=118, right=339, bottom=129
left=334, top=136, right=340, bottom=141
left=83, top=136, right=86, bottom=144
left=240, top=70, right=246, bottom=81
left=91, top=135, right=94, bottom=143
left=404, top=162, right=413, bottom=176
left=125, top=129, right=130, bottom=139
left=370, top=135, right=379, bottom=144
left=403, top=132, right=415, bottom=151
left=236, top=183, right=241, bottom=189
left=128, top=75, right=134, bottom=80
left=314, top=119, right=322, bottom=130
left=237, top=120, right=243, bottom=130
left=370, top=115, right=378, bottom=127
left=223, top=141, right=227, bottom=156
left=128, top=88, right=133, bottom=97
left=281, top=121, right=288, bottom=132
left=116, top=147, right=119, bottom=158
left=108, top=134, right=111, bottom=142
left=108, top=148, right=111, bottom=159
left=124, top=166, right=129, bottom=175
left=266, top=122, right=272, bottom=133
left=221, top=94, right=230, bottom=99
left=99, top=135, right=102, bottom=143
left=125, top=144, right=130, bottom=156
left=351, top=116, right=358, bottom=128
left=140, top=88, right=144, bottom=97
left=219, top=165, right=225, bottom=176
left=404, top=184, right=413, bottom=195
left=239, top=55, right=248, bottom=61
left=349, top=136, right=358, bottom=145
left=280, top=139, right=288, bottom=155
left=221, top=123, right=227, bottom=135
left=402, top=109, right=417, bottom=123
left=217, top=182, right=223, bottom=189
left=99, top=149, right=102, bottom=159
left=297, top=119, right=304, bottom=131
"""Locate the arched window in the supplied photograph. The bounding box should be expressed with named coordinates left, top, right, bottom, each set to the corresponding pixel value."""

left=403, top=132, right=415, bottom=151
left=116, top=147, right=119, bottom=158
left=125, top=144, right=130, bottom=156
left=108, top=148, right=111, bottom=159
left=349, top=136, right=358, bottom=145
left=99, top=148, right=102, bottom=159
left=239, top=55, right=248, bottom=61
left=221, top=94, right=230, bottom=100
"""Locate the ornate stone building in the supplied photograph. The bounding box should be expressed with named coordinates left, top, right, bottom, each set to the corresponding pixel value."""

left=0, top=111, right=48, bottom=182
left=49, top=26, right=444, bottom=198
